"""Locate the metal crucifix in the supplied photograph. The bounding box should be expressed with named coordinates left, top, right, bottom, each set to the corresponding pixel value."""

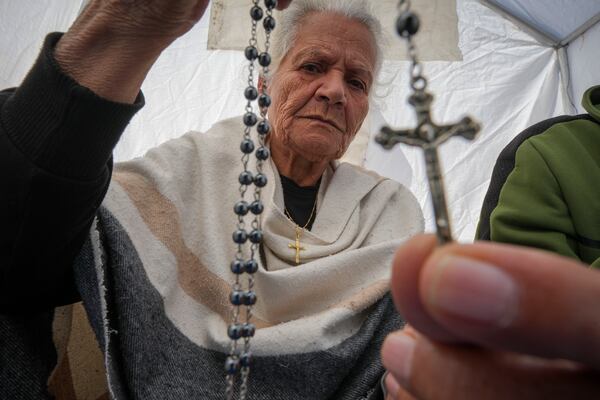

left=288, top=227, right=306, bottom=264
left=376, top=0, right=481, bottom=244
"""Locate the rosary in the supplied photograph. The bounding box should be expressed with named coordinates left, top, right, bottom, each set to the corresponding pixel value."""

left=225, top=0, right=480, bottom=398
left=376, top=0, right=481, bottom=244
left=225, top=1, right=277, bottom=399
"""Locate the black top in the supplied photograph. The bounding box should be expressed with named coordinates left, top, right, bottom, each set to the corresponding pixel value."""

left=280, top=175, right=320, bottom=230
left=0, top=33, right=143, bottom=313
left=0, top=33, right=319, bottom=313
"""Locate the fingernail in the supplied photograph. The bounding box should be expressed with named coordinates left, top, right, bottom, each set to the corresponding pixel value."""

left=382, top=333, right=415, bottom=388
left=385, top=372, right=400, bottom=398
left=428, top=255, right=518, bottom=327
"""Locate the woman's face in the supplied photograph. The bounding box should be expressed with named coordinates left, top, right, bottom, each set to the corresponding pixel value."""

left=267, top=12, right=377, bottom=162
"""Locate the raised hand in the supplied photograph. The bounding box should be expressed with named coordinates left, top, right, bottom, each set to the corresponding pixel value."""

left=54, top=1, right=293, bottom=103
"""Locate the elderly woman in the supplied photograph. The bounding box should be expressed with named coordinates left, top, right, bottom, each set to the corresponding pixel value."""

left=0, top=0, right=423, bottom=399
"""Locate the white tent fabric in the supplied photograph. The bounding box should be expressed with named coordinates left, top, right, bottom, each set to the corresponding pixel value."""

left=1, top=0, right=599, bottom=242
left=208, top=0, right=462, bottom=62
left=568, top=19, right=600, bottom=114
left=486, top=0, right=600, bottom=43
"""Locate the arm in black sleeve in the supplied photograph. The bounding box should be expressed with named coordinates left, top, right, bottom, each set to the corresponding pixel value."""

left=0, top=33, right=144, bottom=313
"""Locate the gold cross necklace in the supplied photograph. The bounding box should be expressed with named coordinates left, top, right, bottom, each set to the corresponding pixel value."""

left=284, top=200, right=317, bottom=265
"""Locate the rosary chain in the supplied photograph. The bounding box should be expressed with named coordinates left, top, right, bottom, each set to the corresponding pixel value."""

left=226, top=1, right=276, bottom=399
left=396, top=0, right=431, bottom=116
left=398, top=0, right=411, bottom=12
left=407, top=36, right=427, bottom=92
left=239, top=0, right=275, bottom=396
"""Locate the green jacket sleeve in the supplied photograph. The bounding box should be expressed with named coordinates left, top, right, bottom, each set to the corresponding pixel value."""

left=489, top=140, right=580, bottom=261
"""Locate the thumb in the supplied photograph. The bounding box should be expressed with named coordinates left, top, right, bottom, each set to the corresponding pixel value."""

left=419, top=241, right=600, bottom=369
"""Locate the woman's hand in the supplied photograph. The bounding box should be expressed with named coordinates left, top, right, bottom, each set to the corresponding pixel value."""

left=382, top=234, right=600, bottom=399
left=54, top=0, right=293, bottom=103
left=91, top=0, right=211, bottom=43
left=64, top=0, right=292, bottom=50
left=54, top=0, right=210, bottom=103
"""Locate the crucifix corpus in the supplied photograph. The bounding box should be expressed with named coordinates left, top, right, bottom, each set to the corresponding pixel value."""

left=288, top=227, right=306, bottom=264
left=376, top=0, right=481, bottom=244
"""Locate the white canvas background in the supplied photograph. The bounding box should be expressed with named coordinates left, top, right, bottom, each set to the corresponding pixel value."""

left=1, top=0, right=599, bottom=242
left=486, top=0, right=600, bottom=42
left=208, top=0, right=462, bottom=61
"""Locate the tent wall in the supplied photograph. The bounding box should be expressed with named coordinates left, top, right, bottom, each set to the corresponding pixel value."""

left=0, top=1, right=81, bottom=88
left=2, top=0, right=598, bottom=242
left=568, top=20, right=600, bottom=114
left=484, top=0, right=600, bottom=43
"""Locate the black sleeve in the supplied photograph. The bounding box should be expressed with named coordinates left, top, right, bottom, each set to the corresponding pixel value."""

left=0, top=33, right=144, bottom=313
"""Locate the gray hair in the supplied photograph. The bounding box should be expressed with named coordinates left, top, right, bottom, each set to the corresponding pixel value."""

left=271, top=0, right=384, bottom=77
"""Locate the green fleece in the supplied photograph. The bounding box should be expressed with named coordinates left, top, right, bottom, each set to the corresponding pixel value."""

left=488, top=86, right=600, bottom=268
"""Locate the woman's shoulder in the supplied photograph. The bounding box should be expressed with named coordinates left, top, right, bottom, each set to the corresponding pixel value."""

left=335, top=162, right=412, bottom=194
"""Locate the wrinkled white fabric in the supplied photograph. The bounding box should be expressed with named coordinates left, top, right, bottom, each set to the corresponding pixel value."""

left=104, top=117, right=423, bottom=355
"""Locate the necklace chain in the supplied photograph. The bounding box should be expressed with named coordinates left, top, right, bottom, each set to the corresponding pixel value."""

left=284, top=198, right=317, bottom=264
left=284, top=198, right=317, bottom=230
left=226, top=1, right=277, bottom=399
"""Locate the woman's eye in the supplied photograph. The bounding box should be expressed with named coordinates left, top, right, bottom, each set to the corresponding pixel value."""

left=349, top=79, right=366, bottom=91
left=301, top=63, right=321, bottom=73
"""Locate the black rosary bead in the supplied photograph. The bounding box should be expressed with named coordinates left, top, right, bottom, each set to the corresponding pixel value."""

left=245, top=86, right=259, bottom=100
left=240, top=352, right=252, bottom=367
left=257, top=120, right=270, bottom=135
left=249, top=229, right=263, bottom=243
left=254, top=173, right=268, bottom=188
left=245, top=259, right=259, bottom=274
left=396, top=11, right=420, bottom=37
left=231, top=259, right=245, bottom=274
left=250, top=5, right=264, bottom=21
left=230, top=290, right=244, bottom=306
left=258, top=52, right=271, bottom=67
left=264, top=0, right=277, bottom=10
left=239, top=171, right=254, bottom=185
left=232, top=229, right=248, bottom=244
left=250, top=200, right=264, bottom=215
left=258, top=94, right=271, bottom=108
left=263, top=16, right=276, bottom=33
left=245, top=46, right=259, bottom=61
left=243, top=112, right=258, bottom=127
left=240, top=139, right=255, bottom=154
left=234, top=200, right=249, bottom=216
left=255, top=146, right=270, bottom=161
left=225, top=356, right=240, bottom=375
left=243, top=291, right=257, bottom=306
left=241, top=323, right=256, bottom=338
left=228, top=324, right=243, bottom=340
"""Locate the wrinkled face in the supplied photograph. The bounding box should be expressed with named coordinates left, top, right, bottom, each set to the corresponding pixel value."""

left=267, top=12, right=377, bottom=162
